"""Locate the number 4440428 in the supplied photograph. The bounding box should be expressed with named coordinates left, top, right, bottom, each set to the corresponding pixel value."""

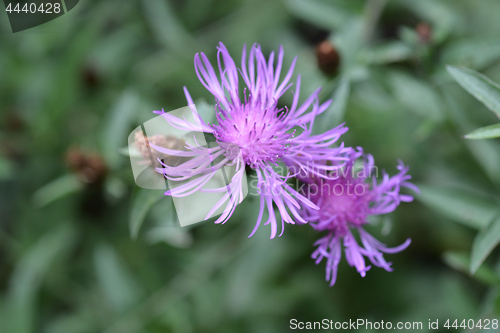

left=5, top=2, right=61, bottom=14
left=444, top=319, right=498, bottom=330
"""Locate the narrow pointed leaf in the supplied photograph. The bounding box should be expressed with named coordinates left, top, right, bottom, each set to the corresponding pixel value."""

left=142, top=0, right=196, bottom=54
left=362, top=41, right=413, bottom=65
left=389, top=71, right=444, bottom=121
left=7, top=225, right=75, bottom=333
left=284, top=0, right=350, bottom=31
left=417, top=185, right=498, bottom=230
left=94, top=244, right=144, bottom=313
left=464, top=123, right=500, bottom=140
left=32, top=174, right=83, bottom=207
left=129, top=188, right=166, bottom=239
left=102, top=90, right=139, bottom=168
left=443, top=251, right=499, bottom=286
left=441, top=38, right=500, bottom=71
left=470, top=216, right=500, bottom=274
left=447, top=65, right=500, bottom=119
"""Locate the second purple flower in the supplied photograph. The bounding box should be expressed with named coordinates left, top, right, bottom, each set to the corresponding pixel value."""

left=299, top=148, right=419, bottom=286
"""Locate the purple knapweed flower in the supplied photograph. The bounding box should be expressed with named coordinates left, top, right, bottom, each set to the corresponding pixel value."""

left=300, top=148, right=418, bottom=286
left=151, top=42, right=350, bottom=239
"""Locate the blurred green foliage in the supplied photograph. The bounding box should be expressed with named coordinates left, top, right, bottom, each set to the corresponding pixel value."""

left=2, top=0, right=500, bottom=332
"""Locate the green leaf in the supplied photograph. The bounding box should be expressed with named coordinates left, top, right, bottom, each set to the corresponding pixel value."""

left=7, top=225, right=76, bottom=333
left=447, top=65, right=500, bottom=119
left=32, top=174, right=83, bottom=208
left=443, top=89, right=500, bottom=184
left=142, top=0, right=196, bottom=54
left=89, top=28, right=141, bottom=77
left=316, top=76, right=350, bottom=133
left=102, top=90, right=139, bottom=169
left=398, top=26, right=420, bottom=46
left=464, top=123, right=500, bottom=140
left=388, top=71, right=444, bottom=121
left=94, top=244, right=143, bottom=314
left=470, top=216, right=500, bottom=274
left=129, top=188, right=166, bottom=239
left=441, top=38, right=500, bottom=70
left=443, top=251, right=499, bottom=286
left=334, top=18, right=365, bottom=73
left=465, top=138, right=500, bottom=185
left=145, top=226, right=193, bottom=248
left=362, top=41, right=413, bottom=65
left=284, top=0, right=351, bottom=31
left=44, top=313, right=95, bottom=333
left=0, top=155, right=13, bottom=180
left=417, top=185, right=498, bottom=230
left=102, top=230, right=249, bottom=333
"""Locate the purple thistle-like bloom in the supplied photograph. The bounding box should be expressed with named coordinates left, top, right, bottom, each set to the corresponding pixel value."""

left=300, top=148, right=419, bottom=286
left=152, top=42, right=350, bottom=239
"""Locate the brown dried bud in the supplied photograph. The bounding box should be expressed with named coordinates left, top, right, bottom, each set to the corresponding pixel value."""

left=81, top=64, right=100, bottom=88
left=315, top=40, right=340, bottom=75
left=134, top=131, right=187, bottom=167
left=416, top=22, right=432, bottom=44
left=0, top=141, right=23, bottom=162
left=4, top=114, right=24, bottom=132
left=65, top=148, right=108, bottom=185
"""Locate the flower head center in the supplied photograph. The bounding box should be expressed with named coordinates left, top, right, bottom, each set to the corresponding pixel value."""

left=314, top=176, right=370, bottom=233
left=213, top=102, right=292, bottom=168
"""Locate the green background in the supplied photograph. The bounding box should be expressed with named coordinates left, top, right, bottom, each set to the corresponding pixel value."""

left=1, top=0, right=500, bottom=332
